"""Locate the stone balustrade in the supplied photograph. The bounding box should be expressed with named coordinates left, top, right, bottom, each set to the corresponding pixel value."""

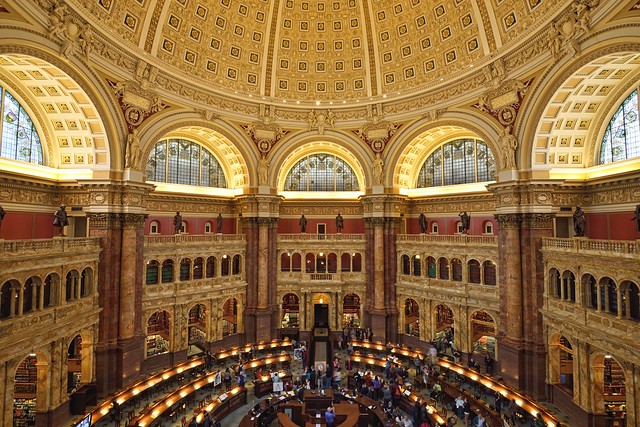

left=397, top=233, right=498, bottom=245
left=0, top=237, right=101, bottom=258
left=542, top=237, right=639, bottom=257
left=145, top=233, right=246, bottom=245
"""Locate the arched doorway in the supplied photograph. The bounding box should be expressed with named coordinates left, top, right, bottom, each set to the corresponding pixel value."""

left=146, top=310, right=171, bottom=357
left=404, top=299, right=420, bottom=337
left=188, top=304, right=207, bottom=355
left=281, top=293, right=300, bottom=328
left=67, top=335, right=83, bottom=393
left=471, top=311, right=496, bottom=358
left=13, top=354, right=38, bottom=426
left=312, top=293, right=330, bottom=328
left=549, top=334, right=574, bottom=396
left=592, top=354, right=627, bottom=425
left=342, top=293, right=361, bottom=328
left=434, top=304, right=454, bottom=347
left=222, top=298, right=238, bottom=336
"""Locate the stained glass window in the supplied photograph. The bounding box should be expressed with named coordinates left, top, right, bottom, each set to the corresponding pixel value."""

left=283, top=153, right=359, bottom=191
left=0, top=85, right=44, bottom=164
left=146, top=139, right=227, bottom=188
left=416, top=138, right=495, bottom=188
left=600, top=89, right=640, bottom=164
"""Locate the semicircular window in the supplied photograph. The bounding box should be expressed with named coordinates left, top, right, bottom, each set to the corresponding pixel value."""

left=284, top=153, right=359, bottom=191
left=599, top=89, right=639, bottom=164
left=146, top=139, right=227, bottom=188
left=416, top=138, right=495, bottom=187
left=0, top=85, right=44, bottom=164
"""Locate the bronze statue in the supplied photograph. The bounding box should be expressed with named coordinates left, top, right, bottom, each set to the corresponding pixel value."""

left=0, top=205, right=5, bottom=234
left=632, top=204, right=640, bottom=232
left=573, top=206, right=585, bottom=237
left=299, top=214, right=307, bottom=233
left=173, top=211, right=182, bottom=234
left=53, top=205, right=69, bottom=236
left=217, top=213, right=223, bottom=234
left=418, top=213, right=427, bottom=234
left=336, top=213, right=344, bottom=233
left=459, top=211, right=470, bottom=234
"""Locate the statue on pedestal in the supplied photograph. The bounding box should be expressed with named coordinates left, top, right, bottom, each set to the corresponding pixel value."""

left=217, top=213, right=223, bottom=234
left=459, top=212, right=471, bottom=234
left=632, top=204, right=640, bottom=232
left=418, top=213, right=427, bottom=234
left=173, top=211, right=182, bottom=234
left=53, top=205, right=69, bottom=236
left=336, top=213, right=344, bottom=233
left=0, top=205, right=5, bottom=234
left=299, top=215, right=307, bottom=233
left=573, top=206, right=585, bottom=237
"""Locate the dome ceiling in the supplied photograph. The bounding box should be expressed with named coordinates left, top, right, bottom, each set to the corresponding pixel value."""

left=78, top=0, right=564, bottom=103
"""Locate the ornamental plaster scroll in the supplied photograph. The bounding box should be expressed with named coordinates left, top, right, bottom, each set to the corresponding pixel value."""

left=474, top=79, right=532, bottom=127
left=306, top=110, right=336, bottom=135
left=47, top=0, right=93, bottom=59
left=546, top=0, right=600, bottom=60
left=109, top=75, right=167, bottom=133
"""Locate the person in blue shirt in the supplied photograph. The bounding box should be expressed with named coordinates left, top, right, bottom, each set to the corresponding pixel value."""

left=325, top=406, right=336, bottom=427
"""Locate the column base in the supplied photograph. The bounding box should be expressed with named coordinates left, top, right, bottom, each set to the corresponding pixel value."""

left=117, top=335, right=145, bottom=389
left=368, top=310, right=387, bottom=342
left=94, top=342, right=119, bottom=398
left=497, top=338, right=525, bottom=390
left=35, top=400, right=69, bottom=427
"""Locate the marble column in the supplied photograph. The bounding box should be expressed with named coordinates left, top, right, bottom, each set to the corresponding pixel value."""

left=495, top=213, right=553, bottom=399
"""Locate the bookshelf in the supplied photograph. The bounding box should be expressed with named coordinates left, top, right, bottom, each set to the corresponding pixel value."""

left=282, top=294, right=300, bottom=328
left=14, top=356, right=37, bottom=427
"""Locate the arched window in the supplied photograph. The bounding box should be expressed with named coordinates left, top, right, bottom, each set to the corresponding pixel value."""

left=431, top=222, right=439, bottom=234
left=438, top=257, right=449, bottom=280
left=0, top=86, right=44, bottom=164
left=232, top=254, right=241, bottom=275
left=193, top=257, right=204, bottom=279
left=451, top=258, right=463, bottom=281
left=341, top=253, right=351, bottom=272
left=23, top=278, right=35, bottom=314
left=146, top=139, right=227, bottom=187
left=0, top=281, right=13, bottom=318
left=161, top=260, right=174, bottom=283
left=599, top=89, right=639, bottom=164
left=327, top=253, right=338, bottom=273
left=483, top=261, right=496, bottom=286
left=550, top=268, right=561, bottom=298
left=204, top=221, right=212, bottom=233
left=352, top=253, right=362, bottom=272
left=281, top=252, right=291, bottom=272
left=283, top=153, right=359, bottom=191
left=401, top=255, right=410, bottom=275
left=179, top=258, right=191, bottom=281
left=416, top=139, right=495, bottom=187
left=221, top=255, right=230, bottom=276
left=426, top=256, right=436, bottom=278
left=483, top=221, right=493, bottom=234
left=149, top=220, right=159, bottom=234
left=412, top=255, right=421, bottom=276
left=81, top=268, right=92, bottom=297
left=146, top=260, right=159, bottom=285
left=206, top=256, right=216, bottom=277
left=468, top=260, right=481, bottom=284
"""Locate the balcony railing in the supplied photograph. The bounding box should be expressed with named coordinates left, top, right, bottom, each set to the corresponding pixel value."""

left=145, top=234, right=245, bottom=245
left=0, top=237, right=100, bottom=257
left=278, top=233, right=366, bottom=241
left=542, top=237, right=639, bottom=257
left=396, top=234, right=498, bottom=245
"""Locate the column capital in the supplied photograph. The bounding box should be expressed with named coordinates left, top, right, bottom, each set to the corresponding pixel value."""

left=86, top=212, right=147, bottom=229
left=78, top=180, right=155, bottom=213
left=494, top=212, right=555, bottom=229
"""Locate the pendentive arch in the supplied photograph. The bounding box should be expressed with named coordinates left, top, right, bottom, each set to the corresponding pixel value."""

left=519, top=30, right=640, bottom=173
left=385, top=111, right=501, bottom=191
left=0, top=36, right=123, bottom=171
left=271, top=130, right=369, bottom=192
left=141, top=111, right=255, bottom=190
